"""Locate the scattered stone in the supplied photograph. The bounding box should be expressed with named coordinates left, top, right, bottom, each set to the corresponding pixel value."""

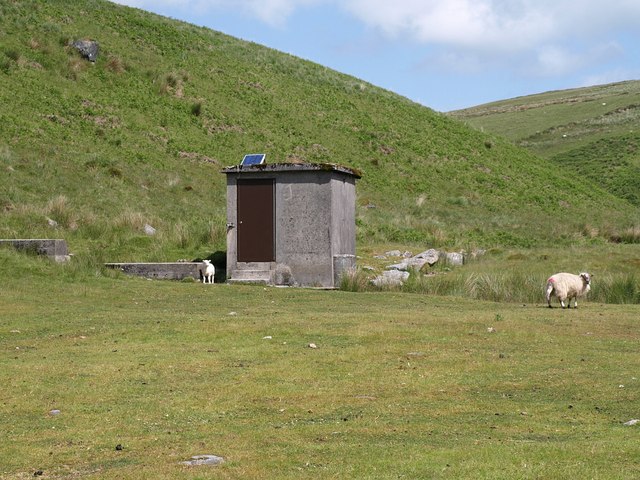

left=469, top=249, right=486, bottom=260
left=445, top=252, right=464, bottom=266
left=623, top=419, right=639, bottom=426
left=262, top=336, right=272, bottom=340
left=181, top=454, right=224, bottom=466
left=228, top=312, right=237, bottom=316
left=49, top=409, right=61, bottom=416
left=371, top=270, right=410, bottom=287
left=308, top=343, right=318, bottom=349
left=406, top=352, right=424, bottom=357
left=144, top=224, right=156, bottom=236
left=355, top=395, right=377, bottom=400
left=386, top=261, right=409, bottom=271
left=46, top=217, right=58, bottom=228
left=370, top=246, right=483, bottom=287
left=10, top=330, right=20, bottom=333
left=487, top=327, right=497, bottom=333
left=274, top=264, right=294, bottom=286
left=415, top=249, right=440, bottom=266
left=72, top=39, right=100, bottom=62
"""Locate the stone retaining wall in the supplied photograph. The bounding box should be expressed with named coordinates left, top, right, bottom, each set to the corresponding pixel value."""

left=105, top=262, right=203, bottom=281
left=0, top=239, right=70, bottom=262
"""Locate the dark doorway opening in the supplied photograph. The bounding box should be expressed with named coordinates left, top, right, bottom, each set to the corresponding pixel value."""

left=237, top=179, right=275, bottom=262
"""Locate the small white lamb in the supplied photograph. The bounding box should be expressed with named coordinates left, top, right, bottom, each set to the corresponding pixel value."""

left=201, top=260, right=215, bottom=284
left=545, top=272, right=591, bottom=308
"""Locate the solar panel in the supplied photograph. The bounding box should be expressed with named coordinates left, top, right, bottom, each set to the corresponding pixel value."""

left=241, top=153, right=266, bottom=166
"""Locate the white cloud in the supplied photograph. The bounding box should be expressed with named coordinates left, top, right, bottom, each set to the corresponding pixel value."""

left=108, top=0, right=640, bottom=78
left=111, top=0, right=321, bottom=26
left=342, top=0, right=553, bottom=52
left=522, top=41, right=624, bottom=77
left=343, top=0, right=640, bottom=57
left=337, top=1, right=640, bottom=78
left=110, top=0, right=640, bottom=48
left=228, top=0, right=324, bottom=26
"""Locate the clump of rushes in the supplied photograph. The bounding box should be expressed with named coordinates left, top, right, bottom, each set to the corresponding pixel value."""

left=191, top=101, right=202, bottom=116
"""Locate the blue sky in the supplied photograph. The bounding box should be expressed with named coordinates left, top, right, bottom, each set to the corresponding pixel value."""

left=109, top=0, right=640, bottom=112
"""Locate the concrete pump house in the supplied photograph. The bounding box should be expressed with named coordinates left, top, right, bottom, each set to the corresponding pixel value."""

left=223, top=162, right=361, bottom=288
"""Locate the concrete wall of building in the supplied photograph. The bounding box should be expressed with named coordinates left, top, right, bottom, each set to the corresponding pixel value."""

left=275, top=172, right=332, bottom=286
left=330, top=176, right=357, bottom=286
left=225, top=175, right=239, bottom=276
left=224, top=164, right=359, bottom=287
left=330, top=175, right=357, bottom=256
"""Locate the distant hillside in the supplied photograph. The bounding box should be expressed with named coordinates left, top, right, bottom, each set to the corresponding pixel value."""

left=1, top=0, right=638, bottom=266
left=450, top=81, right=640, bottom=208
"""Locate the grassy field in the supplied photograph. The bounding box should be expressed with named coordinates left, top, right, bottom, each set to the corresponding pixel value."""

left=2, top=2, right=639, bottom=478
left=2, top=251, right=639, bottom=479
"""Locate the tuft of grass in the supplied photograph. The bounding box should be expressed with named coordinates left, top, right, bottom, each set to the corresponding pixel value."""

left=611, top=225, right=640, bottom=244
left=190, top=100, right=202, bottom=116
left=593, top=273, right=640, bottom=304
left=157, top=71, right=187, bottom=96
left=339, top=267, right=370, bottom=292
left=105, top=54, right=125, bottom=73
left=45, top=194, right=77, bottom=229
left=114, top=210, right=150, bottom=231
left=4, top=48, right=20, bottom=61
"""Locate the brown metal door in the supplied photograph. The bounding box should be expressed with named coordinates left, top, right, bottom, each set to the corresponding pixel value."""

left=237, top=179, right=275, bottom=262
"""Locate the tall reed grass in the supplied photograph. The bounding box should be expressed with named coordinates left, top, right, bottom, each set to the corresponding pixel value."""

left=343, top=268, right=640, bottom=304
left=592, top=273, right=640, bottom=304
left=339, top=267, right=370, bottom=292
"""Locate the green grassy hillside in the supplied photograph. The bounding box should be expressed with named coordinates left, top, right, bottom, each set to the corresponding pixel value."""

left=450, top=81, right=640, bottom=210
left=1, top=0, right=639, bottom=268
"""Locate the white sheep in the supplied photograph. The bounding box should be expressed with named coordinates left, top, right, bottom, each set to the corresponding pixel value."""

left=201, top=260, right=215, bottom=284
left=545, top=272, right=591, bottom=308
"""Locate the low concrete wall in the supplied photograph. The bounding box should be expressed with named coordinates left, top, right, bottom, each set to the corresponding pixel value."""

left=0, top=239, right=69, bottom=262
left=105, top=262, right=203, bottom=281
left=333, top=254, right=356, bottom=287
